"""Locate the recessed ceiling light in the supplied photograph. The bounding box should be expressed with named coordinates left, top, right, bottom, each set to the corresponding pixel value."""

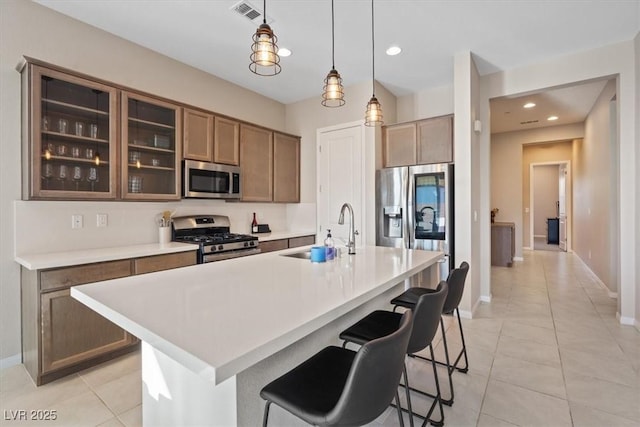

left=386, top=46, right=402, bottom=56
left=278, top=47, right=292, bottom=57
left=547, top=115, right=559, bottom=121
left=523, top=102, right=536, bottom=109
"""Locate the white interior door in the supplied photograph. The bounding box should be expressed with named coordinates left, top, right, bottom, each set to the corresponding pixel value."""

left=317, top=123, right=364, bottom=248
left=558, top=164, right=567, bottom=251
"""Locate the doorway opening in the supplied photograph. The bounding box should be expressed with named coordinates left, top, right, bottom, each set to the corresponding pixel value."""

left=530, top=160, right=571, bottom=252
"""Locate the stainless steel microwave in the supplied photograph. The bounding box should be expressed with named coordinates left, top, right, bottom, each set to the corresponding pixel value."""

left=182, top=160, right=241, bottom=199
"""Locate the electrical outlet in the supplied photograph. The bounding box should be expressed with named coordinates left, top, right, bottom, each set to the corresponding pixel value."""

left=71, top=214, right=83, bottom=229
left=97, top=213, right=108, bottom=227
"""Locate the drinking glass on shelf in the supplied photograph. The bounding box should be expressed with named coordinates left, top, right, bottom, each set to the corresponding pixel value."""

left=74, top=121, right=85, bottom=137
left=42, top=163, right=54, bottom=189
left=42, top=116, right=50, bottom=131
left=71, top=146, right=81, bottom=158
left=58, top=164, right=68, bottom=190
left=89, top=124, right=98, bottom=139
left=58, top=118, right=69, bottom=134
left=72, top=166, right=82, bottom=191
left=85, top=147, right=94, bottom=160
left=56, top=144, right=67, bottom=157
left=87, top=167, right=98, bottom=191
left=43, top=143, right=54, bottom=160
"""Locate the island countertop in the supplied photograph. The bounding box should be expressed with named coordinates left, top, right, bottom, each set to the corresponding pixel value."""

left=71, top=245, right=443, bottom=386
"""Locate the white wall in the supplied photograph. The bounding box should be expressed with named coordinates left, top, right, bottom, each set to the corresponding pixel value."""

left=0, top=0, right=298, bottom=365
left=453, top=52, right=482, bottom=316
left=483, top=39, right=638, bottom=325
left=574, top=80, right=618, bottom=293
left=396, top=84, right=454, bottom=123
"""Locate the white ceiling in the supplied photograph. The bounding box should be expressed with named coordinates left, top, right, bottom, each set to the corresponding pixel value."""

left=35, top=0, right=639, bottom=131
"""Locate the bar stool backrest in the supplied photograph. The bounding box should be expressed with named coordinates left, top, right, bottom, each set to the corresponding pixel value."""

left=443, top=262, right=469, bottom=314
left=407, top=281, right=448, bottom=355
left=325, top=310, right=413, bottom=426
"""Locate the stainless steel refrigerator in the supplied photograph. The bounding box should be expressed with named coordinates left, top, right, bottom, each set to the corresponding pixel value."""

left=376, top=164, right=454, bottom=284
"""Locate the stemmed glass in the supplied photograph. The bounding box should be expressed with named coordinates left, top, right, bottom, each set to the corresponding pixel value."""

left=87, top=167, right=98, bottom=192
left=72, top=166, right=83, bottom=191
left=42, top=163, right=53, bottom=190
left=58, top=164, right=68, bottom=190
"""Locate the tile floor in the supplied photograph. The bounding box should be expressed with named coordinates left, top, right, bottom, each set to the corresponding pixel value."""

left=1, top=249, right=639, bottom=426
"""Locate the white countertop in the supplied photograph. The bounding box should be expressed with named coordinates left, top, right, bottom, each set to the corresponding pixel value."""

left=15, top=242, right=197, bottom=270
left=252, top=230, right=316, bottom=242
left=71, top=246, right=443, bottom=385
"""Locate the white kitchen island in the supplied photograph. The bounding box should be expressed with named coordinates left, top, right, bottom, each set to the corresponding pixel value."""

left=71, top=245, right=443, bottom=426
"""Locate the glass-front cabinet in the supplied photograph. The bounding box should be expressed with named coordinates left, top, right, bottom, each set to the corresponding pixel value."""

left=121, top=92, right=181, bottom=200
left=28, top=65, right=118, bottom=199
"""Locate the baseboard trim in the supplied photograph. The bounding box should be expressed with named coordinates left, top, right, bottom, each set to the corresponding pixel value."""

left=523, top=246, right=532, bottom=251
left=0, top=353, right=21, bottom=370
left=480, top=295, right=492, bottom=303
left=513, top=256, right=524, bottom=262
left=617, top=313, right=635, bottom=327
left=533, top=234, right=546, bottom=238
left=574, top=254, right=616, bottom=298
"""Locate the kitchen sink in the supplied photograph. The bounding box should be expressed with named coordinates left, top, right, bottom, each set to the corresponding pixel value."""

left=281, top=250, right=312, bottom=259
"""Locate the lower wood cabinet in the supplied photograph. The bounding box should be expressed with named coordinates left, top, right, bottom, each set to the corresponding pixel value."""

left=259, top=235, right=316, bottom=254
left=21, top=251, right=196, bottom=385
left=40, top=288, right=136, bottom=375
left=491, top=222, right=515, bottom=267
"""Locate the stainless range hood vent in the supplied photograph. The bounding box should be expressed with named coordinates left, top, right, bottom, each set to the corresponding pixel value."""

left=231, top=1, right=273, bottom=25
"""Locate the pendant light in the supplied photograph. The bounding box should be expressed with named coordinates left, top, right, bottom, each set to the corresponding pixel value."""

left=249, top=0, right=281, bottom=76
left=364, top=0, right=383, bottom=126
left=321, top=0, right=345, bottom=107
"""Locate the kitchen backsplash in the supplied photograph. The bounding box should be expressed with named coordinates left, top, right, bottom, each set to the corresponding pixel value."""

left=14, top=200, right=316, bottom=255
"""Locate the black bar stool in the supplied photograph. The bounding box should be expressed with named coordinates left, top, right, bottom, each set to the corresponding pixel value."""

left=391, top=261, right=470, bottom=406
left=260, top=310, right=413, bottom=427
left=339, top=281, right=449, bottom=427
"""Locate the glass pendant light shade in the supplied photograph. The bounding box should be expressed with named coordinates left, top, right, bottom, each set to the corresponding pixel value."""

left=322, top=68, right=345, bottom=107
left=250, top=22, right=281, bottom=76
left=365, top=95, right=383, bottom=126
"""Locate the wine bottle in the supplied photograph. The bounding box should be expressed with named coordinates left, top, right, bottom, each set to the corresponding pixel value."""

left=251, top=212, right=258, bottom=233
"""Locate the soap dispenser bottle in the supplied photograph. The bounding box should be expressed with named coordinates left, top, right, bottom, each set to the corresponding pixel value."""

left=324, top=229, right=335, bottom=260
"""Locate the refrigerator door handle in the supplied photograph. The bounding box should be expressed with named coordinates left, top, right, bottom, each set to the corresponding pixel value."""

left=406, top=167, right=415, bottom=249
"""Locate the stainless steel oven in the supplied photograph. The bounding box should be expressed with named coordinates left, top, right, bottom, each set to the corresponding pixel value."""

left=182, top=160, right=241, bottom=199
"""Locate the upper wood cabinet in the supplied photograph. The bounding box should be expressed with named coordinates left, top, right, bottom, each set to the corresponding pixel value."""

left=121, top=91, right=182, bottom=200
left=416, top=115, right=454, bottom=165
left=24, top=64, right=119, bottom=199
left=383, top=123, right=417, bottom=167
left=214, top=116, right=240, bottom=165
left=183, top=112, right=239, bottom=166
left=383, top=115, right=453, bottom=167
left=273, top=132, right=300, bottom=203
left=240, top=124, right=273, bottom=202
left=183, top=108, right=214, bottom=162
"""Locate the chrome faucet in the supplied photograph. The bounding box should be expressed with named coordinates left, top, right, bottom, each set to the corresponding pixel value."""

left=338, top=203, right=358, bottom=254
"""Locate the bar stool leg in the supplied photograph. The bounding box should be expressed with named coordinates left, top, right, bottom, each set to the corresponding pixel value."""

left=454, top=308, right=469, bottom=373
left=262, top=401, right=271, bottom=427
left=402, top=364, right=414, bottom=427
left=395, top=391, right=405, bottom=427
left=439, top=317, right=455, bottom=406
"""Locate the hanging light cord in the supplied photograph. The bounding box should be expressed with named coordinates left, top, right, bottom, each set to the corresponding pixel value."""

left=263, top=0, right=267, bottom=24
left=371, top=0, right=375, bottom=96
left=331, top=0, right=336, bottom=69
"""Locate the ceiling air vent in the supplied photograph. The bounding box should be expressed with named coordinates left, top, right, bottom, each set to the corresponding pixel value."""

left=231, top=1, right=273, bottom=25
left=520, top=120, right=539, bottom=125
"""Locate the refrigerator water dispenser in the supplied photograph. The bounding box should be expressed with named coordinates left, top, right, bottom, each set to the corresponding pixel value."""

left=383, top=206, right=403, bottom=238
